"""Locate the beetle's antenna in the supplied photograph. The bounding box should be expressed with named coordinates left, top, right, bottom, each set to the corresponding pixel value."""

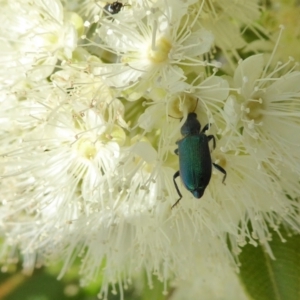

left=168, top=114, right=181, bottom=119
left=192, top=98, right=199, bottom=112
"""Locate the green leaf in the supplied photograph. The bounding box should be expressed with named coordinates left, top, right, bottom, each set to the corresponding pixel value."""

left=140, top=275, right=167, bottom=300
left=238, top=231, right=300, bottom=300
left=2, top=269, right=82, bottom=300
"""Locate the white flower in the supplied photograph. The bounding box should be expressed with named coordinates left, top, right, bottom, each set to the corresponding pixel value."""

left=0, top=0, right=81, bottom=86
left=226, top=54, right=300, bottom=174
left=245, top=2, right=300, bottom=63
left=215, top=54, right=300, bottom=247
left=93, top=0, right=214, bottom=96
left=199, top=0, right=261, bottom=70
left=0, top=1, right=300, bottom=299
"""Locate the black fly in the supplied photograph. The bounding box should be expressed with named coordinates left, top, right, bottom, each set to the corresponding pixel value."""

left=104, top=1, right=125, bottom=15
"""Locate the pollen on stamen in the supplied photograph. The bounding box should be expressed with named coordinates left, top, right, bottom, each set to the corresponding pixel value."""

left=77, top=139, right=97, bottom=160
left=84, top=20, right=90, bottom=27
left=245, top=100, right=264, bottom=122
left=148, top=37, right=172, bottom=64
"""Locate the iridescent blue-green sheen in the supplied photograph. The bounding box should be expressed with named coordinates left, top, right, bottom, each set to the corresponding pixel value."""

left=177, top=133, right=212, bottom=198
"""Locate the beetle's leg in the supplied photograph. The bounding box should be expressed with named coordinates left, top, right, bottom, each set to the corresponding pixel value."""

left=213, top=163, right=227, bottom=184
left=172, top=170, right=182, bottom=208
left=174, top=148, right=178, bottom=155
left=207, top=135, right=216, bottom=150
left=202, top=123, right=211, bottom=133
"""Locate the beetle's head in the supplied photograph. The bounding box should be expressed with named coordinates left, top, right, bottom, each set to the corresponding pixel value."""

left=192, top=188, right=205, bottom=199
left=181, top=113, right=201, bottom=136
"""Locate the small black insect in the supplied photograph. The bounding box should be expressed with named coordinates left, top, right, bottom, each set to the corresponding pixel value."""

left=172, top=113, right=227, bottom=208
left=104, top=1, right=125, bottom=15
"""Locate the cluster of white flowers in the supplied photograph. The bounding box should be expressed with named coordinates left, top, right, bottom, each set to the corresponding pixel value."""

left=0, top=0, right=300, bottom=299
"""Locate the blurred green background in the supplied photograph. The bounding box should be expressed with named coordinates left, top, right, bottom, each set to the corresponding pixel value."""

left=0, top=263, right=166, bottom=300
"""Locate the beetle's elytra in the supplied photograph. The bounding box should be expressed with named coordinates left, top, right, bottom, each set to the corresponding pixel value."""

left=104, top=1, right=124, bottom=15
left=172, top=113, right=227, bottom=208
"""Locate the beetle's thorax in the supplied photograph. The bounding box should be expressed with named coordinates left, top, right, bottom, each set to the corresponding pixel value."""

left=181, top=113, right=201, bottom=136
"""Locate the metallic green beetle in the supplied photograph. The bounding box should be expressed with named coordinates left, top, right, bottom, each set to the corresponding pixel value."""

left=172, top=113, right=226, bottom=208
